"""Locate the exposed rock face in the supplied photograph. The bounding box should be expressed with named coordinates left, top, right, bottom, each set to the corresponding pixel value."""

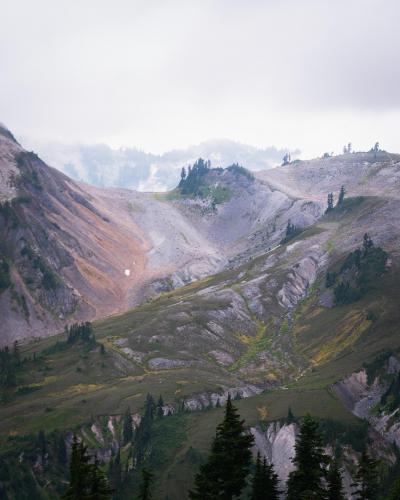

left=0, top=125, right=21, bottom=202
left=251, top=422, right=297, bottom=485
left=333, top=369, right=382, bottom=419
left=278, top=246, right=327, bottom=308
left=333, top=356, right=400, bottom=448
left=251, top=422, right=391, bottom=500
left=148, top=358, right=197, bottom=370
left=182, top=385, right=263, bottom=411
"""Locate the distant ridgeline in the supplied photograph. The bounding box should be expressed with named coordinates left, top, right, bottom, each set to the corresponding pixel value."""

left=177, top=158, right=254, bottom=203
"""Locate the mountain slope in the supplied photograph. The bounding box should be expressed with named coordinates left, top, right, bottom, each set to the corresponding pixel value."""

left=0, top=128, right=150, bottom=343
left=1, top=194, right=400, bottom=498
left=2, top=138, right=400, bottom=497
left=0, top=126, right=320, bottom=342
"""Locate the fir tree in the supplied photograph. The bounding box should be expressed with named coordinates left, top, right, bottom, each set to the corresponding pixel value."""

left=250, top=452, right=264, bottom=500
left=250, top=453, right=279, bottom=500
left=88, top=456, right=113, bottom=499
left=13, top=340, right=20, bottom=365
left=326, top=193, right=334, bottom=213
left=325, top=271, right=337, bottom=288
left=351, top=451, right=379, bottom=500
left=57, top=433, right=68, bottom=465
left=337, top=186, right=345, bottom=206
left=286, top=414, right=328, bottom=500
left=122, top=407, right=133, bottom=445
left=63, top=435, right=112, bottom=499
left=145, top=394, right=155, bottom=420
left=362, top=233, right=374, bottom=254
left=134, top=395, right=155, bottom=465
left=37, top=430, right=46, bottom=465
left=108, top=450, right=122, bottom=497
left=189, top=394, right=254, bottom=500
left=138, top=468, right=154, bottom=500
left=63, top=435, right=92, bottom=499
left=156, top=395, right=164, bottom=418
left=287, top=407, right=296, bottom=424
left=327, top=459, right=345, bottom=500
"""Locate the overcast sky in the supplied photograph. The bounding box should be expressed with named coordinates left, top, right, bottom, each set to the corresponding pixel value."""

left=1, top=0, right=400, bottom=158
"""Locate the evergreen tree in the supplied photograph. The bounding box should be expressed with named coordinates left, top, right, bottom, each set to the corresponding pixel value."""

left=326, top=193, right=334, bottom=213
left=337, top=186, right=345, bottom=206
left=138, top=468, right=154, bottom=500
left=57, top=433, right=68, bottom=465
left=250, top=452, right=264, bottom=500
left=63, top=435, right=92, bottom=499
left=145, top=394, right=155, bottom=420
left=189, top=394, right=254, bottom=500
left=325, top=271, right=337, bottom=288
left=286, top=414, right=328, bottom=500
left=37, top=430, right=46, bottom=465
left=250, top=453, right=279, bottom=500
left=134, top=395, right=155, bottom=465
left=351, top=451, right=379, bottom=500
left=63, top=435, right=112, bottom=499
left=327, top=459, right=345, bottom=500
left=122, top=407, right=133, bottom=445
left=282, top=153, right=291, bottom=165
left=287, top=407, right=296, bottom=424
left=88, top=456, right=113, bottom=499
left=362, top=233, right=374, bottom=254
left=156, top=395, right=164, bottom=418
left=12, top=340, right=20, bottom=365
left=108, top=450, right=122, bottom=497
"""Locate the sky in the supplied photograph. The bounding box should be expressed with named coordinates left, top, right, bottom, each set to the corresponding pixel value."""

left=1, top=0, right=400, bottom=158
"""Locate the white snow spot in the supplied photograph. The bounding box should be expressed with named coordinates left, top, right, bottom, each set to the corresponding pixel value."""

left=124, top=269, right=130, bottom=277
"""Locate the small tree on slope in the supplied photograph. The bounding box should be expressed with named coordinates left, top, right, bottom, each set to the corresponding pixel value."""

left=122, top=406, right=133, bottom=445
left=337, top=186, right=345, bottom=206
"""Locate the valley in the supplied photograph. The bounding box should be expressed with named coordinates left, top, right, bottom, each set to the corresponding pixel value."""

left=1, top=124, right=400, bottom=498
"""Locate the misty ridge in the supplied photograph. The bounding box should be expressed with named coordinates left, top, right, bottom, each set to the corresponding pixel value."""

left=25, top=138, right=295, bottom=191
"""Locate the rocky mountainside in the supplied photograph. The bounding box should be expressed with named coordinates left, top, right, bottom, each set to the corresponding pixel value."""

left=0, top=125, right=319, bottom=343
left=0, top=126, right=150, bottom=343
left=2, top=125, right=400, bottom=497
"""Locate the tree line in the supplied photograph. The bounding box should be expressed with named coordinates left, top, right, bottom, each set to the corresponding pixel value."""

left=61, top=395, right=400, bottom=499
left=326, top=233, right=388, bottom=305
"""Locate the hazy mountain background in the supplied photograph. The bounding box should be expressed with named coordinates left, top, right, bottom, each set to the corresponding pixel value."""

left=22, top=138, right=296, bottom=191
